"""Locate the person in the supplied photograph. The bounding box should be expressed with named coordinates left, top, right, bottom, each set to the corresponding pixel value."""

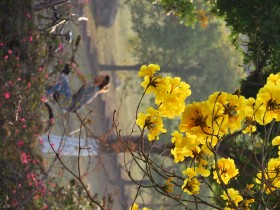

left=46, top=63, right=110, bottom=112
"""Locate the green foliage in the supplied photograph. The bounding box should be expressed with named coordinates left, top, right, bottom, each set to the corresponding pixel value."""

left=126, top=0, right=243, bottom=101
left=151, top=0, right=198, bottom=26
left=210, top=0, right=280, bottom=72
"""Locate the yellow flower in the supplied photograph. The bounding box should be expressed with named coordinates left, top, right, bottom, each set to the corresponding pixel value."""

left=183, top=165, right=211, bottom=178
left=171, top=146, right=190, bottom=163
left=164, top=177, right=174, bottom=193
left=171, top=133, right=201, bottom=163
left=136, top=107, right=166, bottom=140
left=181, top=177, right=201, bottom=195
left=130, top=203, right=139, bottom=210
left=156, top=77, right=191, bottom=118
left=240, top=198, right=255, bottom=210
left=183, top=168, right=197, bottom=178
left=213, top=158, right=239, bottom=184
left=141, top=76, right=169, bottom=95
left=272, top=136, right=280, bottom=146
left=221, top=188, right=243, bottom=207
left=138, top=64, right=160, bottom=78
left=256, top=157, right=280, bottom=194
left=208, top=92, right=253, bottom=134
left=266, top=73, right=280, bottom=85
left=171, top=130, right=183, bottom=144
left=179, top=101, right=209, bottom=136
left=242, top=116, right=257, bottom=134
left=179, top=100, right=224, bottom=142
left=254, top=83, right=280, bottom=125
left=196, top=165, right=211, bottom=177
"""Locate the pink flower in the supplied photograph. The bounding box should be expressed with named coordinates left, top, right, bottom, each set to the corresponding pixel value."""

left=27, top=82, right=31, bottom=88
left=0, top=42, right=4, bottom=46
left=29, top=36, right=33, bottom=42
left=3, top=91, right=11, bottom=99
left=8, top=49, right=12, bottom=54
left=20, top=152, right=29, bottom=164
left=4, top=55, right=8, bottom=60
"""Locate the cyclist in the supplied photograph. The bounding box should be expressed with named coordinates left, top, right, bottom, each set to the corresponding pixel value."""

left=46, top=63, right=110, bottom=112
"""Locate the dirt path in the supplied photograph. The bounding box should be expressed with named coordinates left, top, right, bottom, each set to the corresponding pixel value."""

left=57, top=3, right=134, bottom=209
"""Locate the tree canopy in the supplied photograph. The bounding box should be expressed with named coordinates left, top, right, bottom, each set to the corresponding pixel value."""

left=210, top=0, right=280, bottom=73
left=126, top=0, right=243, bottom=101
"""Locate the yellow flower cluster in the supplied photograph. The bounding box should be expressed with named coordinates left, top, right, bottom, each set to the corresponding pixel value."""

left=179, top=92, right=255, bottom=142
left=253, top=74, right=280, bottom=194
left=256, top=136, right=280, bottom=194
left=221, top=188, right=254, bottom=210
left=221, top=188, right=243, bottom=209
left=137, top=64, right=280, bottom=206
left=136, top=107, right=166, bottom=141
left=137, top=64, right=191, bottom=140
left=254, top=73, right=280, bottom=125
left=138, top=64, right=191, bottom=119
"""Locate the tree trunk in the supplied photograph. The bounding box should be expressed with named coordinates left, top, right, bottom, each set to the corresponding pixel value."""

left=98, top=134, right=172, bottom=155
left=98, top=134, right=260, bottom=173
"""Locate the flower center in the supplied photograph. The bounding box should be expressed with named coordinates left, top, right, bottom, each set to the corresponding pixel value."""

left=267, top=98, right=280, bottom=111
left=192, top=111, right=207, bottom=127
left=224, top=103, right=237, bottom=117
